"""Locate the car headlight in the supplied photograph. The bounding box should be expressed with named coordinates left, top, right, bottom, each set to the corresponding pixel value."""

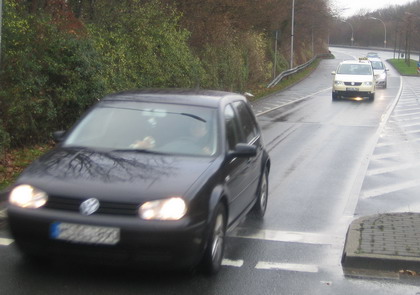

left=139, top=197, right=187, bottom=220
left=9, top=184, right=48, bottom=208
left=334, top=81, right=344, bottom=86
left=363, top=81, right=373, bottom=86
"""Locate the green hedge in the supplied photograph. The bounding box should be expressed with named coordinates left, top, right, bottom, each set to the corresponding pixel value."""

left=0, top=0, right=273, bottom=157
left=0, top=0, right=105, bottom=147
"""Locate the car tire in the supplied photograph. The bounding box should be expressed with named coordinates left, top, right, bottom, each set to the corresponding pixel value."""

left=369, top=93, right=375, bottom=101
left=332, top=93, right=338, bottom=101
left=200, top=203, right=227, bottom=275
left=251, top=167, right=268, bottom=218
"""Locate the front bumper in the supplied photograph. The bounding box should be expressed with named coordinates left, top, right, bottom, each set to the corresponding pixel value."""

left=333, top=84, right=375, bottom=98
left=375, top=78, right=387, bottom=87
left=7, top=206, right=208, bottom=269
left=333, top=90, right=374, bottom=98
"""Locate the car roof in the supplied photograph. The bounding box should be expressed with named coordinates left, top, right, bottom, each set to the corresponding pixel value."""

left=368, top=57, right=382, bottom=62
left=339, top=59, right=372, bottom=65
left=100, top=88, right=245, bottom=108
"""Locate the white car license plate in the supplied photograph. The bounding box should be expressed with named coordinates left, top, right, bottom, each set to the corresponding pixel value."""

left=50, top=222, right=120, bottom=245
left=346, top=87, right=358, bottom=91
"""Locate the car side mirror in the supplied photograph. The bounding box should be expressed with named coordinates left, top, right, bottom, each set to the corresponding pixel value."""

left=52, top=130, right=66, bottom=143
left=331, top=71, right=336, bottom=75
left=229, top=143, right=257, bottom=158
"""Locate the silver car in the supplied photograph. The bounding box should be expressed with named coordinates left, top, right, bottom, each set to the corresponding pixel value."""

left=369, top=58, right=388, bottom=88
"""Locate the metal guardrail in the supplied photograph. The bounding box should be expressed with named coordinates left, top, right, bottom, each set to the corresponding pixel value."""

left=267, top=54, right=330, bottom=88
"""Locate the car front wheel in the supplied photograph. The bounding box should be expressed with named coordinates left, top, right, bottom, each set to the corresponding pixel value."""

left=200, top=203, right=227, bottom=275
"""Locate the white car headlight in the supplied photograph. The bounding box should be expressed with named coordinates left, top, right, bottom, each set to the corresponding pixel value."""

left=9, top=184, right=48, bottom=208
left=334, top=81, right=344, bottom=86
left=139, top=197, right=187, bottom=220
left=363, top=81, right=373, bottom=86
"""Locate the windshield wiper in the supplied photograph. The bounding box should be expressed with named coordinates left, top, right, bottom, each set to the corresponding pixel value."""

left=180, top=113, right=206, bottom=123
left=111, top=148, right=168, bottom=155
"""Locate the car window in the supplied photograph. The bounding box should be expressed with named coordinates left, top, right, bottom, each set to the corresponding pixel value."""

left=371, top=61, right=384, bottom=70
left=64, top=102, right=218, bottom=156
left=337, top=64, right=372, bottom=75
left=224, top=104, right=242, bottom=151
left=232, top=101, right=259, bottom=143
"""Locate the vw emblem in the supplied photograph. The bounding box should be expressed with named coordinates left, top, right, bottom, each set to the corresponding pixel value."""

left=351, top=82, right=355, bottom=86
left=80, top=198, right=100, bottom=215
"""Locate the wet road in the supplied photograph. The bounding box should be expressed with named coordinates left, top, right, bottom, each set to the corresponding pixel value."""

left=1, top=47, right=420, bottom=294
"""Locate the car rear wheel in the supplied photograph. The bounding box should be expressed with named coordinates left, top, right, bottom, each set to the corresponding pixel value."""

left=252, top=167, right=268, bottom=218
left=200, top=203, right=226, bottom=275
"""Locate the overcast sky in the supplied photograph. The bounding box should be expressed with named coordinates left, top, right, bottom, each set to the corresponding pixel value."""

left=331, top=0, right=416, bottom=17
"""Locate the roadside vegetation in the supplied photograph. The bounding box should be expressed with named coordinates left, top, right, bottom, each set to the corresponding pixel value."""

left=3, top=0, right=417, bottom=190
left=0, top=0, right=332, bottom=169
left=0, top=56, right=328, bottom=190
left=388, top=59, right=420, bottom=76
left=329, top=1, right=420, bottom=61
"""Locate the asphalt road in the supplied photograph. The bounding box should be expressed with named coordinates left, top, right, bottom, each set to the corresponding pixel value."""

left=1, top=47, right=420, bottom=294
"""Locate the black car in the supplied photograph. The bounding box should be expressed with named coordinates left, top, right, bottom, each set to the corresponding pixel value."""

left=6, top=89, right=270, bottom=274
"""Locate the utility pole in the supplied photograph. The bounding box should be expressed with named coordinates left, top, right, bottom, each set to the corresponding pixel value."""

left=341, top=20, right=354, bottom=46
left=273, top=30, right=278, bottom=78
left=369, top=17, right=387, bottom=48
left=290, top=0, right=295, bottom=69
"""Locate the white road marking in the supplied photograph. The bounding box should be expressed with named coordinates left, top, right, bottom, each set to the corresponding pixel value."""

left=229, top=228, right=342, bottom=245
left=222, top=259, right=244, bottom=267
left=389, top=117, right=420, bottom=123
left=0, top=238, right=13, bottom=246
left=362, top=179, right=420, bottom=199
left=372, top=151, right=420, bottom=160
left=367, top=162, right=420, bottom=176
left=344, top=76, right=403, bottom=217
left=255, top=261, right=319, bottom=273
left=376, top=138, right=420, bottom=147
left=392, top=111, right=420, bottom=118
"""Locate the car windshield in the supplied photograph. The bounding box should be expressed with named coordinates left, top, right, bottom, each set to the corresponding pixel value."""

left=371, top=61, right=384, bottom=70
left=337, top=64, right=373, bottom=75
left=63, top=102, right=218, bottom=157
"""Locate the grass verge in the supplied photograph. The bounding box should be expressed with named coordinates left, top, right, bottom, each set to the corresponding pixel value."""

left=388, top=59, right=420, bottom=76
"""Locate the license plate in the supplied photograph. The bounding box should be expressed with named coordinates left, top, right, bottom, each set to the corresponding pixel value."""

left=346, top=87, right=358, bottom=91
left=50, top=222, right=120, bottom=245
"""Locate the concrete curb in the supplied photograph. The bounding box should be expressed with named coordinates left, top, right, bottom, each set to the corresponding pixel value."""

left=342, top=213, right=420, bottom=275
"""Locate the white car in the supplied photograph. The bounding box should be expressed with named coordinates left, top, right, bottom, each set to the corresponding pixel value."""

left=332, top=59, right=376, bottom=101
left=369, top=58, right=388, bottom=88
